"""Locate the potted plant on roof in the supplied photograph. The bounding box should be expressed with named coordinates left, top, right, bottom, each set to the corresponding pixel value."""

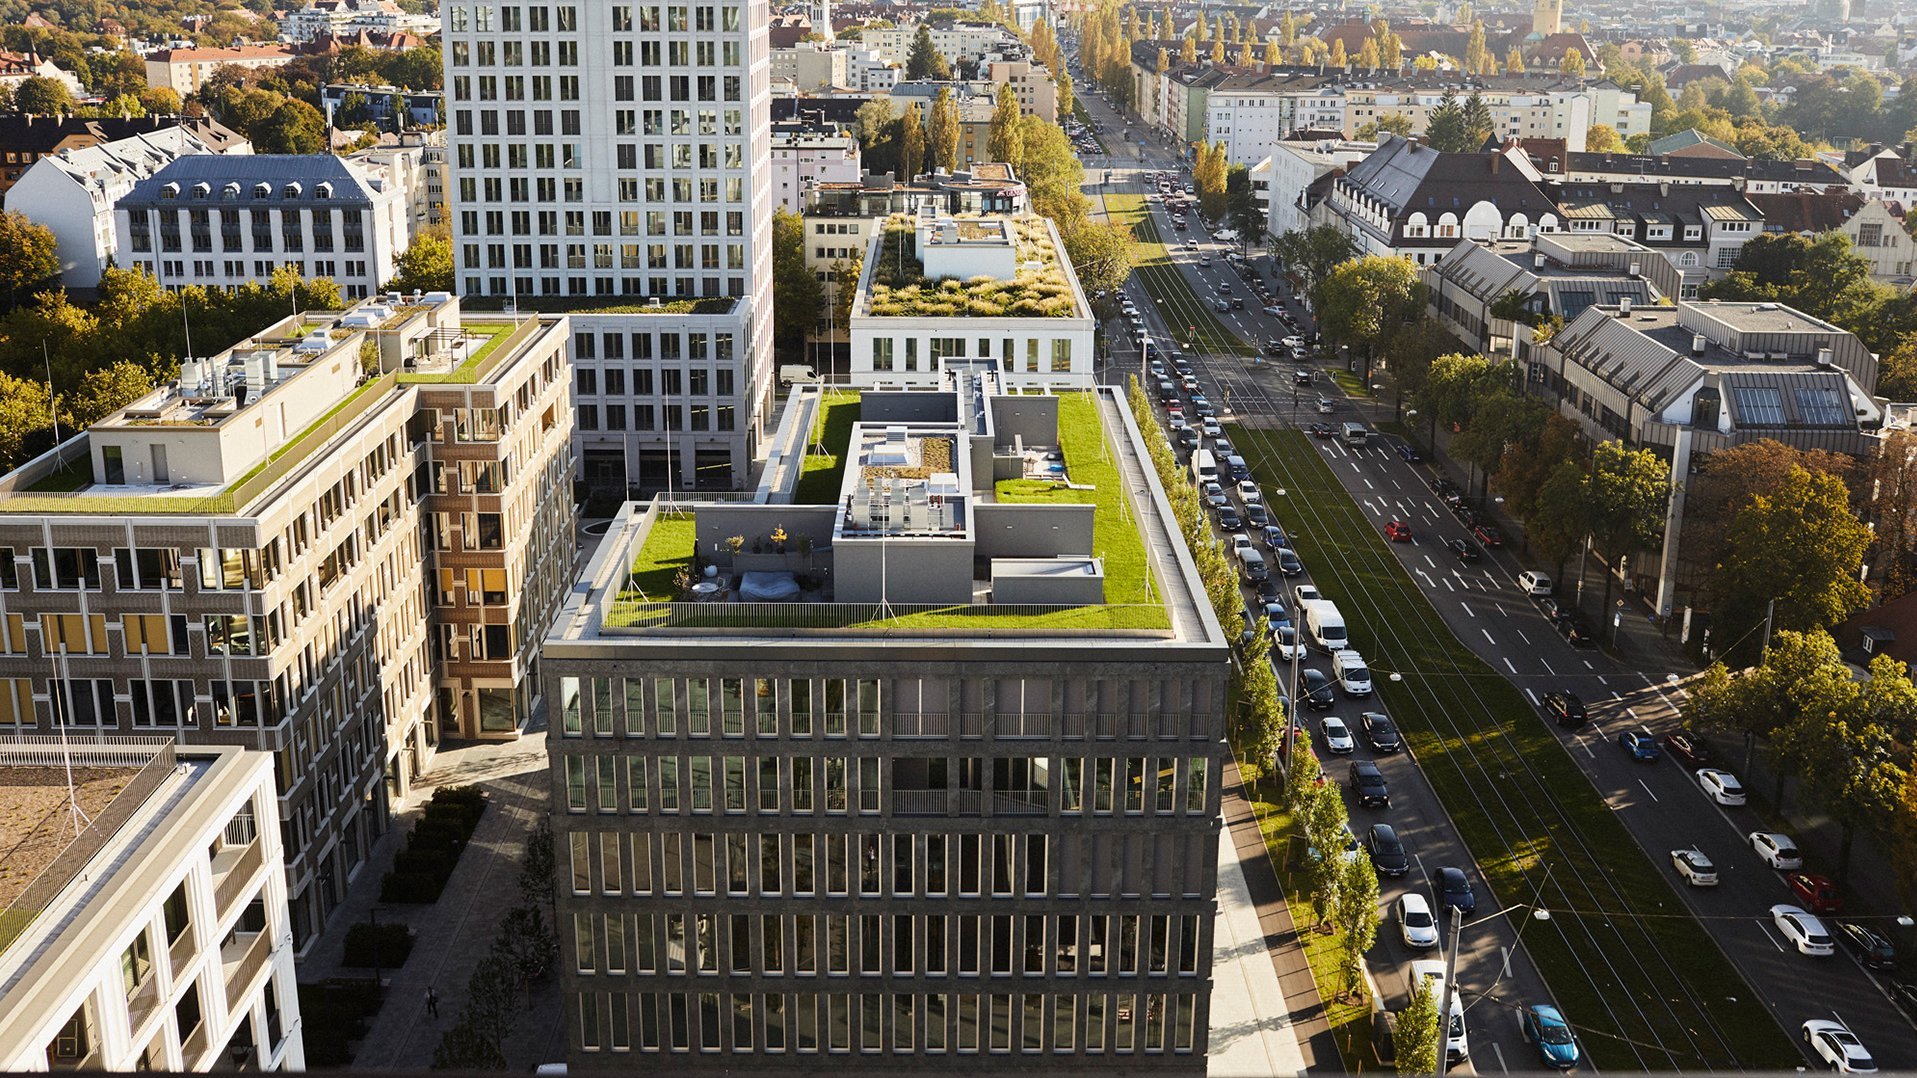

left=770, top=525, right=788, bottom=553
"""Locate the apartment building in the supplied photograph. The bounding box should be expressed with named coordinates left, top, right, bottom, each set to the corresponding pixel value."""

left=0, top=739, right=303, bottom=1072
left=542, top=373, right=1229, bottom=1067
left=143, top=46, right=298, bottom=97
left=442, top=0, right=777, bottom=493
left=859, top=22, right=1020, bottom=67
left=1325, top=137, right=1562, bottom=264
left=3, top=123, right=253, bottom=289
left=0, top=115, right=245, bottom=196
left=771, top=120, right=862, bottom=214
left=848, top=209, right=1095, bottom=389
left=985, top=59, right=1058, bottom=122
left=1264, top=135, right=1375, bottom=236
left=116, top=154, right=415, bottom=299
left=1422, top=233, right=1678, bottom=355
left=771, top=43, right=850, bottom=90
left=349, top=128, right=448, bottom=230
left=0, top=292, right=575, bottom=950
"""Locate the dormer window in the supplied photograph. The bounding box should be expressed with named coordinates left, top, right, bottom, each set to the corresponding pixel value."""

left=282, top=182, right=302, bottom=198
left=221, top=182, right=239, bottom=200
left=191, top=182, right=210, bottom=198
left=253, top=182, right=271, bottom=198
left=160, top=182, right=179, bottom=199
left=315, top=181, right=333, bottom=199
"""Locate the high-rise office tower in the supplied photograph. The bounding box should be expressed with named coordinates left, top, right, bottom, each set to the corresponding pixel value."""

left=443, top=0, right=776, bottom=494
left=542, top=377, right=1229, bottom=1069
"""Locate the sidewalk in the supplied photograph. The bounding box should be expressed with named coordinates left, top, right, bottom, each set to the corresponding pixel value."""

left=298, top=720, right=565, bottom=1070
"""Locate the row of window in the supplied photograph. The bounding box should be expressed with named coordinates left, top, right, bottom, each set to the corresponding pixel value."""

left=575, top=367, right=736, bottom=398
left=574, top=988, right=1199, bottom=1055
left=871, top=337, right=1077, bottom=374
left=0, top=675, right=284, bottom=729
left=576, top=403, right=738, bottom=432
left=464, top=274, right=743, bottom=301
left=460, top=205, right=746, bottom=241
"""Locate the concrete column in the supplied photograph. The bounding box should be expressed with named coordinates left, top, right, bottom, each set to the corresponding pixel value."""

left=1653, top=426, right=1690, bottom=618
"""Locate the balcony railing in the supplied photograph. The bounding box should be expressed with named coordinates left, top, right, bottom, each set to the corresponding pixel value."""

left=211, top=839, right=264, bottom=914
left=892, top=789, right=1049, bottom=816
left=181, top=1023, right=210, bottom=1069
left=223, top=931, right=272, bottom=1013
left=126, top=974, right=164, bottom=1035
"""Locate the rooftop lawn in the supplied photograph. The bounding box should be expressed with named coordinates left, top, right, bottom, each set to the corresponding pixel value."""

left=865, top=215, right=1081, bottom=319
left=793, top=390, right=861, bottom=505
left=628, top=510, right=697, bottom=599
left=395, top=321, right=522, bottom=384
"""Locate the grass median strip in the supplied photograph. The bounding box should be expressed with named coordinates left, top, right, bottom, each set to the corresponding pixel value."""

left=1106, top=192, right=1252, bottom=356
left=1227, top=425, right=1798, bottom=1071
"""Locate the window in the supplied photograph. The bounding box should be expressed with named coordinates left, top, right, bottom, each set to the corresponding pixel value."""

left=1794, top=386, right=1849, bottom=425
left=1731, top=386, right=1786, bottom=425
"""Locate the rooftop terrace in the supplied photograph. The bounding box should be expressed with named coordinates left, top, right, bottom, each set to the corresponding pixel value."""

left=858, top=211, right=1089, bottom=320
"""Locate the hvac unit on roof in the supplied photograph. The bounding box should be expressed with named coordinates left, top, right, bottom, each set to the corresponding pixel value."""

left=1692, top=334, right=1707, bottom=355
left=1817, top=347, right=1834, bottom=367
left=1628, top=261, right=1641, bottom=277
left=1618, top=296, right=1633, bottom=316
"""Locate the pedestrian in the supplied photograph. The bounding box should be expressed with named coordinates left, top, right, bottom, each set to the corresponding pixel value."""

left=425, top=986, right=439, bottom=1019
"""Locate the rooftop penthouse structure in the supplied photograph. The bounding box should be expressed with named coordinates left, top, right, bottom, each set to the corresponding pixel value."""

left=542, top=375, right=1228, bottom=1066
left=848, top=209, right=1096, bottom=390
left=0, top=291, right=576, bottom=950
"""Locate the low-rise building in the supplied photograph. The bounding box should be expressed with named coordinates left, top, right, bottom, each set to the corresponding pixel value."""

left=0, top=114, right=247, bottom=197
left=0, top=739, right=303, bottom=1071
left=144, top=46, right=298, bottom=97
left=985, top=59, right=1058, bottom=121
left=1839, top=199, right=1917, bottom=287
left=3, top=124, right=253, bottom=289
left=1423, top=233, right=1678, bottom=355
left=771, top=120, right=863, bottom=215
left=1265, top=134, right=1374, bottom=236
left=320, top=83, right=445, bottom=132
left=849, top=209, right=1095, bottom=389
left=116, top=154, right=415, bottom=299
left=771, top=43, right=851, bottom=91
left=0, top=292, right=576, bottom=950
left=1554, top=180, right=1762, bottom=274
left=1326, top=137, right=1561, bottom=264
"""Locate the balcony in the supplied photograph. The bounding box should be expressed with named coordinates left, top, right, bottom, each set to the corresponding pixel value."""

left=182, top=1021, right=211, bottom=1068
left=126, top=973, right=165, bottom=1036
left=892, top=789, right=1049, bottom=816
left=211, top=839, right=264, bottom=915
left=222, top=930, right=272, bottom=1013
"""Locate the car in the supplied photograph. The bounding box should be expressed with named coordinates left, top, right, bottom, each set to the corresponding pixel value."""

left=1254, top=577, right=1282, bottom=605
left=1429, top=476, right=1457, bottom=495
left=1165, top=401, right=1184, bottom=419
left=1244, top=502, right=1270, bottom=528
left=1316, top=398, right=1336, bottom=414
left=1445, top=538, right=1482, bottom=563
left=1263, top=305, right=1284, bottom=317
left=1393, top=440, right=1423, bottom=462
left=1236, top=480, right=1261, bottom=502
left=1184, top=238, right=1198, bottom=249
left=1217, top=281, right=1232, bottom=294
left=1200, top=418, right=1223, bottom=439
left=1216, top=504, right=1242, bottom=530
left=1837, top=921, right=1897, bottom=969
left=1212, top=435, right=1236, bottom=457
left=1271, top=623, right=1305, bottom=660
left=1274, top=547, right=1304, bottom=577
left=1300, top=668, right=1336, bottom=710
left=1293, top=583, right=1321, bottom=605
left=1788, top=871, right=1843, bottom=914
left=1521, top=1003, right=1581, bottom=1069
left=1517, top=570, right=1552, bottom=596
left=1383, top=520, right=1413, bottom=542
left=1321, top=716, right=1355, bottom=753
left=1803, top=1020, right=1876, bottom=1074
left=1181, top=374, right=1201, bottom=391
left=1307, top=422, right=1335, bottom=438
left=1772, top=904, right=1836, bottom=954
left=1200, top=256, right=1213, bottom=267
left=1697, top=768, right=1747, bottom=806
left=1472, top=522, right=1504, bottom=547
left=1749, top=831, right=1802, bottom=870
left=1263, top=600, right=1291, bottom=629
left=1618, top=728, right=1661, bottom=761
left=1332, top=650, right=1373, bottom=696
left=1552, top=613, right=1597, bottom=647
left=1175, top=426, right=1200, bottom=450
left=1230, top=532, right=1255, bottom=556
left=1349, top=759, right=1390, bottom=807
left=1202, top=480, right=1227, bottom=509
left=1541, top=691, right=1586, bottom=727
left=1663, top=730, right=1710, bottom=767
left=1361, top=711, right=1401, bottom=753
left=1366, top=823, right=1409, bottom=876
left=1398, top=893, right=1439, bottom=949
left=1436, top=865, right=1476, bottom=914
left=1307, top=823, right=1363, bottom=866
left=1670, top=848, right=1719, bottom=886
left=1211, top=297, right=1230, bottom=312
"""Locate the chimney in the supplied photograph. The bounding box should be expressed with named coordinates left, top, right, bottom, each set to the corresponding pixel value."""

left=1619, top=296, right=1633, bottom=316
left=1534, top=252, right=1547, bottom=269
left=1816, top=346, right=1833, bottom=367
left=1628, top=260, right=1641, bottom=277
left=1692, top=334, right=1707, bottom=355
left=1491, top=152, right=1501, bottom=174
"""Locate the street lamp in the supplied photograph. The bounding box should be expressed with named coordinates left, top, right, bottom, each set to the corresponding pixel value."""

left=1439, top=901, right=1554, bottom=1063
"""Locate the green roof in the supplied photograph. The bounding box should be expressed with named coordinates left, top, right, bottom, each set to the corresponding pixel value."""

left=864, top=215, right=1082, bottom=319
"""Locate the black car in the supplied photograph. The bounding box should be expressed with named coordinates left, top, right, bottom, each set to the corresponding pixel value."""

left=1891, top=981, right=1917, bottom=1024
left=1245, top=502, right=1270, bottom=528
left=1444, top=538, right=1482, bottom=563
left=1307, top=422, right=1335, bottom=438
left=1437, top=865, right=1476, bottom=914
left=1553, top=613, right=1596, bottom=647
left=1429, top=476, right=1457, bottom=496
left=1216, top=504, right=1242, bottom=531
left=1542, top=691, right=1586, bottom=727
left=1275, top=547, right=1304, bottom=577
left=1366, top=823, right=1410, bottom=877
left=1838, top=921, right=1897, bottom=969
left=1301, top=669, right=1336, bottom=709
left=1361, top=711, right=1401, bottom=753
left=1349, top=760, right=1390, bottom=808
left=1393, top=440, right=1422, bottom=462
left=1254, top=577, right=1282, bottom=605
left=1175, top=426, right=1200, bottom=450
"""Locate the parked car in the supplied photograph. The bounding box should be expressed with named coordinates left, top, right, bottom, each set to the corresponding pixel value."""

left=1521, top=1004, right=1581, bottom=1070
left=1772, top=904, right=1836, bottom=955
left=1788, top=872, right=1843, bottom=914
left=1837, top=921, right=1897, bottom=970
left=1749, top=831, right=1803, bottom=870
left=1320, top=715, right=1355, bottom=754
left=1697, top=768, right=1748, bottom=806
left=1618, top=728, right=1661, bottom=761
left=1541, top=691, right=1586, bottom=727
left=1301, top=668, right=1336, bottom=710
left=1552, top=613, right=1597, bottom=647
left=1349, top=760, right=1390, bottom=808
left=1398, top=893, right=1439, bottom=949
left=1472, top=522, right=1504, bottom=547
left=1383, top=520, right=1413, bottom=542
left=1393, top=440, right=1422, bottom=462
left=1366, top=823, right=1409, bottom=876
left=1803, top=1020, right=1876, bottom=1074
left=1361, top=711, right=1400, bottom=753
left=1517, top=570, right=1552, bottom=595
left=1436, top=865, right=1476, bottom=914
left=1663, top=730, right=1710, bottom=767
left=1670, top=848, right=1719, bottom=887
left=1445, top=538, right=1482, bottom=563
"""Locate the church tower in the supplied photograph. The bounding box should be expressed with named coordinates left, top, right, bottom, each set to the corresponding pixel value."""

left=1532, top=0, right=1562, bottom=36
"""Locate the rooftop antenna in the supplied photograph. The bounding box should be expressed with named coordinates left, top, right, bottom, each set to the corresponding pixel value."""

left=53, top=648, right=94, bottom=842
left=42, top=340, right=62, bottom=469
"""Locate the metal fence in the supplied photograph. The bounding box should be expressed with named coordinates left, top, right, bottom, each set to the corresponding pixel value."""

left=603, top=599, right=1171, bottom=635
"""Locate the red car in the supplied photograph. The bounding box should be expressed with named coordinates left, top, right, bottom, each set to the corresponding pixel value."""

left=1473, top=522, right=1505, bottom=547
left=1384, top=520, right=1413, bottom=542
left=1663, top=730, right=1710, bottom=768
left=1788, top=872, right=1843, bottom=914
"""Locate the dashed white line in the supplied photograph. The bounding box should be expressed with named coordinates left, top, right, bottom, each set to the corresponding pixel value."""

left=1424, top=555, right=1437, bottom=569
left=1443, top=578, right=1456, bottom=593
left=1639, top=780, right=1660, bottom=803
left=1596, top=675, right=1608, bottom=686
left=1504, top=657, right=1517, bottom=674
left=1482, top=629, right=1495, bottom=645
left=1525, top=688, right=1541, bottom=705
left=1540, top=659, right=1555, bottom=676
left=1582, top=659, right=1594, bottom=670
left=1515, top=629, right=1530, bottom=645
left=1460, top=602, right=1476, bottom=618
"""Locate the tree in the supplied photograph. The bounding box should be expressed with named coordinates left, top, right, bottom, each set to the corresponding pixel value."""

left=1507, top=47, right=1526, bottom=74
left=1585, top=439, right=1670, bottom=613
left=1684, top=439, right=1852, bottom=587
left=138, top=86, right=182, bottom=115
left=927, top=87, right=959, bottom=173
left=1055, top=70, right=1073, bottom=121
left=14, top=75, right=74, bottom=116
left=988, top=81, right=1023, bottom=165
left=1560, top=48, right=1586, bottom=77
left=771, top=207, right=823, bottom=360
left=1791, top=653, right=1911, bottom=877
left=1530, top=458, right=1593, bottom=578
left=1016, top=115, right=1087, bottom=223
left=1180, top=36, right=1198, bottom=66
left=0, top=211, right=61, bottom=304
left=1464, top=20, right=1488, bottom=74
left=384, top=229, right=454, bottom=295
left=255, top=99, right=327, bottom=154
left=0, top=372, right=55, bottom=470
left=906, top=24, right=951, bottom=79
left=1314, top=255, right=1425, bottom=379
left=899, top=102, right=925, bottom=182
left=1872, top=430, right=1917, bottom=595
left=1328, top=37, right=1348, bottom=70
left=1058, top=218, right=1136, bottom=295
left=1707, top=465, right=1871, bottom=666
left=1194, top=141, right=1229, bottom=221
left=830, top=252, right=862, bottom=331
left=1424, top=90, right=1471, bottom=152
left=1264, top=40, right=1282, bottom=67
left=1271, top=226, right=1357, bottom=303
left=1333, top=853, right=1380, bottom=999
left=1396, top=973, right=1443, bottom=1076
left=1585, top=123, right=1626, bottom=152
left=854, top=98, right=900, bottom=176
left=67, top=362, right=153, bottom=428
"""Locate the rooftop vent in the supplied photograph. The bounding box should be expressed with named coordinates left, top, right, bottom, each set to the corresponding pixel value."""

left=1817, top=346, right=1834, bottom=367
left=1628, top=260, right=1641, bottom=277
left=1692, top=334, right=1707, bottom=355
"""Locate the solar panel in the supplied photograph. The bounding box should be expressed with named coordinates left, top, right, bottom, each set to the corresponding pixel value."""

left=1794, top=387, right=1849, bottom=426
left=1732, top=386, right=1786, bottom=425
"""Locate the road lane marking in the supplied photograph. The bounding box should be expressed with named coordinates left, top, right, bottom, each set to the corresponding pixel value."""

left=1639, top=780, right=1659, bottom=803
left=1596, top=675, right=1608, bottom=686
left=1443, top=579, right=1456, bottom=592
left=1417, top=569, right=1436, bottom=587
left=1461, top=602, right=1477, bottom=618
left=1425, top=555, right=1437, bottom=569
left=1583, top=660, right=1594, bottom=670
left=1525, top=689, right=1540, bottom=705
left=1516, top=629, right=1531, bottom=645
left=1482, top=629, right=1495, bottom=645
left=1757, top=922, right=1786, bottom=952
left=1504, top=658, right=1517, bottom=674
left=1540, top=659, right=1555, bottom=676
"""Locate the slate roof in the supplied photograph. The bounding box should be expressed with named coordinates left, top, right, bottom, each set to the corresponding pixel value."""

left=122, top=154, right=379, bottom=205
left=1747, top=190, right=1865, bottom=233
left=1339, top=137, right=1555, bottom=227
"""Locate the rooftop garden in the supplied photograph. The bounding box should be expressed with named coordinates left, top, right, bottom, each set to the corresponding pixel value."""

left=462, top=295, right=737, bottom=316
left=865, top=215, right=1080, bottom=319
left=628, top=510, right=697, bottom=599
left=395, top=320, right=523, bottom=385
left=793, top=390, right=861, bottom=505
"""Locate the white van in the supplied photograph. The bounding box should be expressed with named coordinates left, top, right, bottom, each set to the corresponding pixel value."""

left=1341, top=422, right=1368, bottom=446
left=1517, top=570, right=1552, bottom=596
left=1408, top=960, right=1470, bottom=1064
left=1302, top=600, right=1348, bottom=654
left=778, top=364, right=819, bottom=385
left=1189, top=448, right=1218, bottom=485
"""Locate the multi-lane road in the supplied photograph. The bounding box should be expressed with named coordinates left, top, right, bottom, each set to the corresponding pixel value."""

left=1073, top=80, right=1917, bottom=1070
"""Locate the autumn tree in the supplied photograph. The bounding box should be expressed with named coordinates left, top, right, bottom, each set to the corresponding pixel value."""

left=0, top=372, right=55, bottom=469
left=1707, top=464, right=1871, bottom=666
left=14, top=75, right=73, bottom=115
left=1585, top=123, right=1626, bottom=152
left=1872, top=429, right=1917, bottom=595
left=899, top=102, right=925, bottom=181
left=0, top=211, right=60, bottom=305
left=1333, top=854, right=1380, bottom=1000
left=1560, top=48, right=1586, bottom=77
left=1683, top=439, right=1853, bottom=588
left=1585, top=440, right=1670, bottom=614
left=927, top=86, right=960, bottom=172
left=1314, top=255, right=1426, bottom=380
left=67, top=362, right=153, bottom=428
left=987, top=81, right=1023, bottom=164
left=383, top=228, right=454, bottom=295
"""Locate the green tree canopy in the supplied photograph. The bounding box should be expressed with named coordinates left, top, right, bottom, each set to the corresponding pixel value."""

left=1268, top=225, right=1359, bottom=311
left=14, top=75, right=74, bottom=115
left=1396, top=973, right=1443, bottom=1075
left=987, top=81, right=1024, bottom=165
left=906, top=24, right=952, bottom=79
left=770, top=207, right=823, bottom=360
left=384, top=229, right=454, bottom=295
left=1707, top=464, right=1871, bottom=666
left=0, top=210, right=61, bottom=304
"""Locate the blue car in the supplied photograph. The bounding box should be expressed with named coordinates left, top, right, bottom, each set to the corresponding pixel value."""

left=1522, top=1004, right=1579, bottom=1069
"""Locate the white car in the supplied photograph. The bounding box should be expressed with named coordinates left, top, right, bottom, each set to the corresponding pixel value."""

left=1398, top=893, right=1439, bottom=950
left=1517, top=570, right=1552, bottom=596
left=1332, top=650, right=1374, bottom=696
left=1271, top=624, right=1306, bottom=661
left=1320, top=716, right=1355, bottom=754
left=1771, top=904, right=1836, bottom=956
left=1236, top=480, right=1261, bottom=502
left=1670, top=848, right=1718, bottom=887
left=1749, top=831, right=1802, bottom=869
left=1697, top=768, right=1748, bottom=806
left=1231, top=532, right=1255, bottom=557
left=1804, top=1020, right=1877, bottom=1073
left=1293, top=584, right=1322, bottom=606
left=1281, top=335, right=1305, bottom=350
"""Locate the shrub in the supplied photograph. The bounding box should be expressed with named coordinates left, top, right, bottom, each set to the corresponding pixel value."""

left=378, top=869, right=446, bottom=903
left=432, top=785, right=486, bottom=810
left=394, top=848, right=454, bottom=878
left=298, top=978, right=381, bottom=1065
left=342, top=922, right=415, bottom=968
left=410, top=816, right=469, bottom=850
